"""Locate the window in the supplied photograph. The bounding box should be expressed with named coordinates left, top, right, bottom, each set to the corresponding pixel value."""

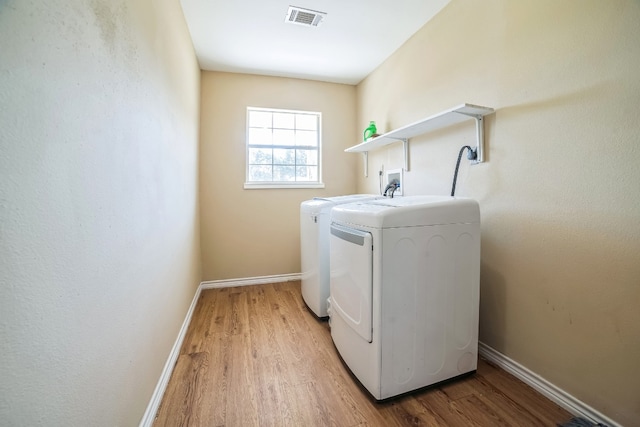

left=245, top=107, right=323, bottom=189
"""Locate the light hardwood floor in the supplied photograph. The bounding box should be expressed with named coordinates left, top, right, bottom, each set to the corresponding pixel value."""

left=154, top=281, right=572, bottom=426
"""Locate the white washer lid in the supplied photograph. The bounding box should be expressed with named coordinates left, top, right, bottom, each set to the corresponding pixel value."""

left=300, top=194, right=380, bottom=215
left=330, top=195, right=480, bottom=228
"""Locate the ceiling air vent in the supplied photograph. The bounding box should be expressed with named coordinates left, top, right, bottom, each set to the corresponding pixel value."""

left=285, top=6, right=326, bottom=27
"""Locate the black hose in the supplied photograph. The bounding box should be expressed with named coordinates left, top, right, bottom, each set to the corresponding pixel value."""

left=451, top=146, right=474, bottom=197
left=383, top=180, right=400, bottom=197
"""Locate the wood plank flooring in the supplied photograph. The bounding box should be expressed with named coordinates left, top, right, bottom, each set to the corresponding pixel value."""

left=154, top=281, right=572, bottom=426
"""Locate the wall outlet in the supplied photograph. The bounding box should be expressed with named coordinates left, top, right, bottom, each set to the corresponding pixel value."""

left=385, top=168, right=403, bottom=196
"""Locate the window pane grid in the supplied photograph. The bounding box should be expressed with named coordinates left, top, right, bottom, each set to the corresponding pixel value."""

left=248, top=145, right=317, bottom=150
left=248, top=150, right=318, bottom=167
left=247, top=108, right=321, bottom=184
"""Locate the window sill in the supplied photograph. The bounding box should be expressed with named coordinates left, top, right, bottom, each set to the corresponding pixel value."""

left=244, top=182, right=325, bottom=190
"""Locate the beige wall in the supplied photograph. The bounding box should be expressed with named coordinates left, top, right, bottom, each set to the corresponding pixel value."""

left=200, top=72, right=357, bottom=280
left=356, top=1, right=640, bottom=425
left=0, top=0, right=201, bottom=424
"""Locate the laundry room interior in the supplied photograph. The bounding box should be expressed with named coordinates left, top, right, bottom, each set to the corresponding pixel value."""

left=1, top=0, right=639, bottom=426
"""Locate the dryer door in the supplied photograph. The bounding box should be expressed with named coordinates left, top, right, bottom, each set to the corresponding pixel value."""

left=329, top=223, right=373, bottom=343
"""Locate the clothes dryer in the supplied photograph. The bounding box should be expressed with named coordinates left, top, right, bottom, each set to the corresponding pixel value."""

left=300, top=194, right=382, bottom=318
left=328, top=195, right=480, bottom=400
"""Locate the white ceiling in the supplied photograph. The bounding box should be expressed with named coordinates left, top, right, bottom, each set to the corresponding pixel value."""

left=180, top=0, right=451, bottom=85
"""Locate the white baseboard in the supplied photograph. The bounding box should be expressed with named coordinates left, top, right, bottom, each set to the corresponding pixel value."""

left=200, top=272, right=302, bottom=289
left=139, top=273, right=301, bottom=426
left=478, top=342, right=620, bottom=427
left=139, top=284, right=203, bottom=427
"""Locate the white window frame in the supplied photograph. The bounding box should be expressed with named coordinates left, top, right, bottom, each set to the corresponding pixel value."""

left=244, top=107, right=324, bottom=189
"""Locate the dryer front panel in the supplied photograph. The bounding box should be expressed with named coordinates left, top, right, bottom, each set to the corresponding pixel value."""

left=329, top=223, right=373, bottom=343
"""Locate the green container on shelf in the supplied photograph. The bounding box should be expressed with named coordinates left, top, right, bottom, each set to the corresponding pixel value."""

left=363, top=121, right=377, bottom=141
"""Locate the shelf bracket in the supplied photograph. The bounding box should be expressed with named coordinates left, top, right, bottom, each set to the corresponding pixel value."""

left=402, top=139, right=409, bottom=171
left=360, top=140, right=408, bottom=177
left=473, top=116, right=484, bottom=164
left=363, top=152, right=368, bottom=177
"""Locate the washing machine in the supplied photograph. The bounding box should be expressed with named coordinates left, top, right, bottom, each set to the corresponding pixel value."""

left=300, top=194, right=382, bottom=318
left=328, top=195, right=480, bottom=400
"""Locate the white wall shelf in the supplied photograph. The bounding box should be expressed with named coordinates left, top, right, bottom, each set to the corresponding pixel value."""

left=347, top=103, right=494, bottom=176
